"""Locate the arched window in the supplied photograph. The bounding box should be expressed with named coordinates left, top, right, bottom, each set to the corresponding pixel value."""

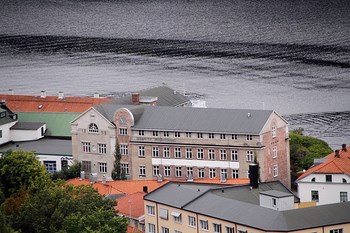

left=88, top=123, right=99, bottom=133
left=343, top=178, right=347, bottom=183
left=311, top=177, right=316, bottom=182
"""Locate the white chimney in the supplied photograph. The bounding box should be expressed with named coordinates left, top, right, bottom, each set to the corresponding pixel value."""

left=93, top=92, right=100, bottom=98
left=80, top=171, right=85, bottom=180
left=8, top=89, right=14, bottom=95
left=40, top=90, right=47, bottom=98
left=58, top=91, right=65, bottom=99
left=102, top=175, right=106, bottom=184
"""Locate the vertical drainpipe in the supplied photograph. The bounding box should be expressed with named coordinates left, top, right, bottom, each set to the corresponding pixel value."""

left=196, top=212, right=199, bottom=233
left=156, top=203, right=159, bottom=233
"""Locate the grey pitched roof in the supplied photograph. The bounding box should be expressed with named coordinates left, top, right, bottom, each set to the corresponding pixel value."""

left=0, top=138, right=72, bottom=156
left=260, top=190, right=294, bottom=198
left=133, top=106, right=273, bottom=134
left=0, top=103, right=17, bottom=126
left=10, top=122, right=45, bottom=130
left=94, top=104, right=274, bottom=134
left=210, top=181, right=299, bottom=204
left=111, top=85, right=190, bottom=107
left=145, top=182, right=350, bottom=231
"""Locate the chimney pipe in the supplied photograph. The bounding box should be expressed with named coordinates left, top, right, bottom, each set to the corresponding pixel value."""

left=143, top=186, right=148, bottom=193
left=8, top=89, right=14, bottom=95
left=249, top=164, right=259, bottom=189
left=335, top=150, right=340, bottom=157
left=40, top=90, right=47, bottom=98
left=58, top=91, right=65, bottom=99
left=342, top=144, right=347, bottom=152
left=131, top=93, right=140, bottom=105
left=93, top=92, right=99, bottom=98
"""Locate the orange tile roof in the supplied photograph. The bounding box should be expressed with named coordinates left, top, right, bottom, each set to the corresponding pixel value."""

left=297, top=146, right=350, bottom=181
left=115, top=192, right=146, bottom=219
left=66, top=178, right=124, bottom=196
left=127, top=226, right=143, bottom=233
left=0, top=94, right=111, bottom=113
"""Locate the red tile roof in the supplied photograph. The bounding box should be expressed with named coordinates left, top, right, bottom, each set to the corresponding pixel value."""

left=297, top=146, right=350, bottom=181
left=127, top=226, right=143, bottom=233
left=0, top=94, right=111, bottom=113
left=115, top=192, right=146, bottom=219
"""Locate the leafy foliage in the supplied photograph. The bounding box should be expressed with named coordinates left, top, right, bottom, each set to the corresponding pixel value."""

left=51, top=161, right=81, bottom=181
left=0, top=150, right=128, bottom=233
left=0, top=150, right=50, bottom=198
left=289, top=129, right=333, bottom=186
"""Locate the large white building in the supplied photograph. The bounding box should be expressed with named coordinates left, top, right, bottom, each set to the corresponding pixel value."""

left=297, top=144, right=350, bottom=205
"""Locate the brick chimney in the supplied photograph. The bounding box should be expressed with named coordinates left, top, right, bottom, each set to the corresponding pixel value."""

left=335, top=150, right=340, bottom=158
left=132, top=93, right=140, bottom=105
left=342, top=144, right=347, bottom=152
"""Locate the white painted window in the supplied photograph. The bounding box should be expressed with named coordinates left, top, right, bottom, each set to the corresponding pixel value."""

left=88, top=123, right=99, bottom=133
left=120, top=144, right=128, bottom=155
left=209, top=149, right=215, bottom=160
left=197, top=133, right=203, bottom=138
left=138, top=130, right=144, bottom=136
left=213, top=223, right=222, bottom=233
left=187, top=167, right=193, bottom=177
left=152, top=146, right=159, bottom=157
left=186, top=148, right=193, bottom=159
left=197, top=148, right=204, bottom=159
left=174, top=147, right=181, bottom=158
left=119, top=128, right=128, bottom=135
left=198, top=168, right=205, bottom=178
left=164, top=166, right=171, bottom=177
left=148, top=223, right=155, bottom=233
left=98, top=143, right=106, bottom=154
left=232, top=169, right=239, bottom=179
left=121, top=163, right=129, bottom=175
left=330, top=229, right=343, bottom=233
left=220, top=149, right=227, bottom=160
left=98, top=162, right=107, bottom=173
left=209, top=133, right=214, bottom=139
left=246, top=150, right=254, bottom=162
left=221, top=169, right=227, bottom=179
left=82, top=142, right=91, bottom=153
left=273, top=165, right=278, bottom=177
left=175, top=167, right=182, bottom=177
left=200, top=220, right=208, bottom=230
left=220, top=134, right=226, bottom=139
left=139, top=166, right=146, bottom=177
left=209, top=168, right=216, bottom=178
left=340, top=192, right=348, bottom=202
left=311, top=190, right=319, bottom=202
left=152, top=131, right=158, bottom=136
left=272, top=146, right=277, bottom=158
left=161, top=227, right=169, bottom=233
left=43, top=161, right=56, bottom=172
left=138, top=146, right=145, bottom=157
left=153, top=165, right=160, bottom=176
left=163, top=131, right=169, bottom=137
left=186, top=132, right=192, bottom=138
left=246, top=135, right=253, bottom=140
left=272, top=125, right=277, bottom=138
left=231, top=150, right=238, bottom=161
left=188, top=216, right=196, bottom=227
left=175, top=132, right=181, bottom=137
left=226, top=226, right=235, bottom=233
left=163, top=147, right=170, bottom=158
left=232, top=134, right=237, bottom=140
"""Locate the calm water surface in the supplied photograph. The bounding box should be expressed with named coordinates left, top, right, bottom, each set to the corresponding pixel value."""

left=0, top=0, right=349, bottom=148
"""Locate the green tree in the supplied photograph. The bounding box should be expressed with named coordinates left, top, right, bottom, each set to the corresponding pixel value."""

left=51, top=161, right=81, bottom=181
left=289, top=129, right=333, bottom=186
left=112, top=142, right=126, bottom=180
left=10, top=181, right=127, bottom=233
left=0, top=150, right=50, bottom=198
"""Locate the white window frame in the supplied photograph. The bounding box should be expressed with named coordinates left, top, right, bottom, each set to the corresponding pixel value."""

left=187, top=167, right=193, bottom=177
left=231, top=150, right=238, bottom=161
left=232, top=134, right=237, bottom=140
left=163, top=131, right=169, bottom=137
left=98, top=162, right=107, bottom=173
left=98, top=143, right=107, bottom=154
left=186, top=132, right=192, bottom=138
left=246, top=150, right=254, bottom=162
left=273, top=165, right=278, bottom=177
left=213, top=223, right=222, bottom=233
left=197, top=148, right=204, bottom=159
left=209, top=168, right=216, bottom=178
left=164, top=166, right=171, bottom=177
left=175, top=166, right=182, bottom=177
left=138, top=146, right=145, bottom=157
left=200, top=220, right=209, bottom=230
left=119, top=128, right=128, bottom=135
left=163, top=147, right=170, bottom=158
left=82, top=142, right=91, bottom=153
left=246, top=134, right=253, bottom=140
left=197, top=132, right=203, bottom=138
left=186, top=148, right=193, bottom=159
left=175, top=132, right=181, bottom=137
left=220, top=149, right=227, bottom=160
left=152, top=146, right=159, bottom=157
left=209, top=133, right=214, bottom=139
left=209, top=149, right=215, bottom=160
left=340, top=192, right=348, bottom=202
left=88, top=123, right=99, bottom=133
left=153, top=165, right=160, bottom=176
left=152, top=131, right=158, bottom=137
left=188, top=216, right=196, bottom=227
left=198, top=168, right=205, bottom=178
left=174, top=147, right=181, bottom=158
left=139, top=166, right=146, bottom=177
left=148, top=223, right=156, bottom=233
left=139, top=130, right=144, bottom=136
left=272, top=146, right=277, bottom=158
left=232, top=169, right=239, bottom=179
left=121, top=163, right=129, bottom=175
left=120, top=144, right=128, bottom=155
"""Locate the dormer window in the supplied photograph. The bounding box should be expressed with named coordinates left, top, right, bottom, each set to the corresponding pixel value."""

left=311, top=177, right=316, bottom=182
left=88, top=123, right=99, bottom=133
left=326, top=175, right=332, bottom=182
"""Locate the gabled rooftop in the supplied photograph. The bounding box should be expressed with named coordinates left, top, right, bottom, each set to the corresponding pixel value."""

left=145, top=181, right=350, bottom=231
left=0, top=93, right=111, bottom=113
left=297, top=145, right=350, bottom=181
